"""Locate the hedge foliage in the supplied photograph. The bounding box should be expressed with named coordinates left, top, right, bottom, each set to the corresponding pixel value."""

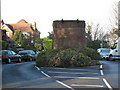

left=42, top=38, right=52, bottom=51
left=0, top=40, right=7, bottom=50
left=36, top=48, right=100, bottom=67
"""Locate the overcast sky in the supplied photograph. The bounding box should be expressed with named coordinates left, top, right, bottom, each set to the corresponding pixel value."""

left=1, top=0, right=119, bottom=38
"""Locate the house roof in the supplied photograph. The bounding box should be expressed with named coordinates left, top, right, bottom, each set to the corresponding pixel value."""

left=5, top=24, right=14, bottom=32
left=17, top=19, right=28, bottom=23
left=9, top=23, right=34, bottom=33
left=2, top=19, right=40, bottom=34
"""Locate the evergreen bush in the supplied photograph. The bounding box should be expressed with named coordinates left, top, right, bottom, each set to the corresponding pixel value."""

left=36, top=48, right=100, bottom=67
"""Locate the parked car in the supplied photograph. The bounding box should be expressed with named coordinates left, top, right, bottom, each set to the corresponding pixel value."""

left=16, top=48, right=24, bottom=51
left=18, top=50, right=36, bottom=61
left=0, top=50, right=21, bottom=63
left=97, top=48, right=111, bottom=60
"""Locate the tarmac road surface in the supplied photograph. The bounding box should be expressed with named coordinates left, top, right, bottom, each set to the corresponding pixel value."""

left=2, top=60, right=120, bottom=90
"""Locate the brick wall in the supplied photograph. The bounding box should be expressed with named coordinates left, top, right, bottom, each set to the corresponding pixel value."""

left=52, top=20, right=87, bottom=50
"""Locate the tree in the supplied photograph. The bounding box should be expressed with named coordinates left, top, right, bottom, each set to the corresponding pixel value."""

left=86, top=23, right=104, bottom=41
left=42, top=37, right=52, bottom=51
left=0, top=40, right=7, bottom=50
left=12, top=30, right=24, bottom=47
left=47, top=32, right=53, bottom=39
left=108, top=2, right=119, bottom=41
left=87, top=40, right=101, bottom=50
left=86, top=23, right=110, bottom=48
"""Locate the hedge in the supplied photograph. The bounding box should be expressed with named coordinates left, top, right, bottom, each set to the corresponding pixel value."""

left=36, top=48, right=100, bottom=67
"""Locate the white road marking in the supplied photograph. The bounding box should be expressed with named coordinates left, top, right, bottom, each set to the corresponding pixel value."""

left=54, top=76, right=99, bottom=79
left=99, top=63, right=113, bottom=90
left=35, top=66, right=40, bottom=70
left=48, top=71, right=99, bottom=75
left=56, top=80, right=75, bottom=90
left=103, top=78, right=113, bottom=90
left=36, top=67, right=74, bottom=90
left=41, top=71, right=51, bottom=78
left=100, top=70, right=104, bottom=75
left=100, top=65, right=103, bottom=69
left=71, top=84, right=104, bottom=87
left=43, top=67, right=90, bottom=71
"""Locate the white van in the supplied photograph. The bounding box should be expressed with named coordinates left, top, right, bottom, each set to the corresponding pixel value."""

left=109, top=37, right=120, bottom=60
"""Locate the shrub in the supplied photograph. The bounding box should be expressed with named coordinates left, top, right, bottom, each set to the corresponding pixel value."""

left=50, top=49, right=78, bottom=67
left=70, top=53, right=91, bottom=67
left=81, top=47, right=101, bottom=60
left=36, top=49, right=59, bottom=67
left=36, top=48, right=99, bottom=67
left=87, top=40, right=101, bottom=50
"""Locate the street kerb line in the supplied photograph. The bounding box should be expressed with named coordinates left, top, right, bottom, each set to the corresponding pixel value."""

left=103, top=78, right=113, bottom=90
left=56, top=80, right=75, bottom=90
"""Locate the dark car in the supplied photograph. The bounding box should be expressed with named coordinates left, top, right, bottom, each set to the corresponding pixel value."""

left=1, top=50, right=21, bottom=63
left=18, top=50, right=36, bottom=61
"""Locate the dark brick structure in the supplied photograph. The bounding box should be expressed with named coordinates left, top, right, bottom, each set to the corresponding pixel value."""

left=52, top=20, right=87, bottom=50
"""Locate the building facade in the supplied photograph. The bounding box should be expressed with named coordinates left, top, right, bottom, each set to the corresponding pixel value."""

left=0, top=19, right=40, bottom=49
left=1, top=19, right=40, bottom=38
left=52, top=20, right=87, bottom=50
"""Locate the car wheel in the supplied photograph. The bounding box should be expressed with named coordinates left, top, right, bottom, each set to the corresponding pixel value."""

left=109, top=55, right=112, bottom=61
left=8, top=58, right=11, bottom=64
left=30, top=58, right=33, bottom=61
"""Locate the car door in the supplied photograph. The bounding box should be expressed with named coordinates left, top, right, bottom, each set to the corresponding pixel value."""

left=7, top=50, right=13, bottom=59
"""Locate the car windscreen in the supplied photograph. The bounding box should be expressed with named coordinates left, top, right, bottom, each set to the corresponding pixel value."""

left=11, top=51, right=17, bottom=55
left=19, top=51, right=35, bottom=54
left=101, top=49, right=110, bottom=53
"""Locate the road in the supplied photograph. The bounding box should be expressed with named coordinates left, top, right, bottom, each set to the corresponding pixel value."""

left=100, top=60, right=120, bottom=89
left=2, top=60, right=120, bottom=90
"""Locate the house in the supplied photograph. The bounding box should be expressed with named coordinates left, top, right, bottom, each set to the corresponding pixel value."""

left=1, top=19, right=40, bottom=39
left=0, top=19, right=40, bottom=49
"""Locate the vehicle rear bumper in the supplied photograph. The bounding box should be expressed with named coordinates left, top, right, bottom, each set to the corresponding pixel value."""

left=2, top=57, right=8, bottom=62
left=110, top=55, right=120, bottom=60
left=21, top=56, right=31, bottom=60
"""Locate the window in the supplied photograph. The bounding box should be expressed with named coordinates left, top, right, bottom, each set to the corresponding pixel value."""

left=6, top=32, right=10, bottom=37
left=11, top=51, right=16, bottom=55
